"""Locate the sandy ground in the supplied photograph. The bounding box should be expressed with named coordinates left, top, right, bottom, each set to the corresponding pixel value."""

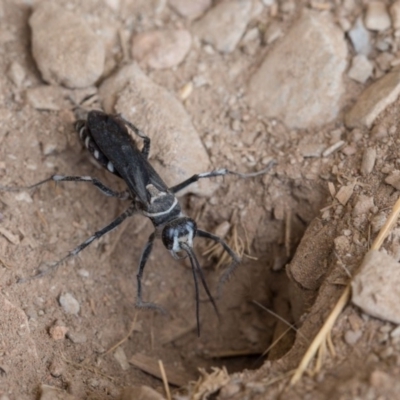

left=1, top=0, right=400, bottom=399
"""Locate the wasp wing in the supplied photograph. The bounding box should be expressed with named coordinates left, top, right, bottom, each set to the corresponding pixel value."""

left=87, top=111, right=168, bottom=204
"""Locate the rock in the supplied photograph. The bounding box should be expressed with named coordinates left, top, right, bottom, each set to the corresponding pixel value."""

left=348, top=54, right=373, bottom=83
left=345, top=69, right=400, bottom=128
left=168, top=0, right=211, bottom=20
left=352, top=195, right=374, bottom=216
left=59, top=293, right=80, bottom=315
left=376, top=52, right=395, bottom=72
left=49, top=324, right=68, bottom=340
left=26, top=85, right=68, bottom=111
left=49, top=359, right=64, bottom=377
left=390, top=1, right=400, bottom=29
left=39, top=385, right=77, bottom=400
left=364, top=2, right=391, bottom=31
left=120, top=386, right=165, bottom=400
left=263, top=21, right=283, bottom=44
left=360, top=148, right=376, bottom=175
left=344, top=329, right=362, bottom=345
left=298, top=143, right=325, bottom=158
left=66, top=331, right=87, bottom=344
left=29, top=3, right=105, bottom=88
left=132, top=30, right=191, bottom=69
left=114, top=347, right=130, bottom=371
left=348, top=17, right=372, bottom=55
left=193, top=0, right=260, bottom=53
left=385, top=170, right=400, bottom=190
left=247, top=10, right=347, bottom=129
left=7, top=61, right=25, bottom=87
left=352, top=250, right=400, bottom=324
left=99, top=63, right=216, bottom=197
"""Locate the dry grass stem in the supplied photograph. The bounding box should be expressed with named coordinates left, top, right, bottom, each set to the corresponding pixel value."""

left=158, top=359, right=172, bottom=400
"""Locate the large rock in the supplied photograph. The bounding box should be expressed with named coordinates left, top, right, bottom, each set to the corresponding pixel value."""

left=99, top=63, right=216, bottom=196
left=247, top=10, right=347, bottom=129
left=29, top=3, right=105, bottom=88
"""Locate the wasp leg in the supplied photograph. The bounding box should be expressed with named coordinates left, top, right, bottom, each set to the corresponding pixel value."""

left=169, top=161, right=275, bottom=194
left=135, top=232, right=166, bottom=314
left=0, top=175, right=130, bottom=200
left=196, top=229, right=241, bottom=296
left=19, top=204, right=136, bottom=283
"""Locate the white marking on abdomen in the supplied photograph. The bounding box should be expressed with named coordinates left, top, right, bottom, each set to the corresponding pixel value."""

left=107, top=162, right=114, bottom=173
left=79, top=126, right=85, bottom=140
left=85, top=136, right=90, bottom=148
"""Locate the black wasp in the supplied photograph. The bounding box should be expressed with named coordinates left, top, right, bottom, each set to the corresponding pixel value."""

left=2, top=111, right=273, bottom=335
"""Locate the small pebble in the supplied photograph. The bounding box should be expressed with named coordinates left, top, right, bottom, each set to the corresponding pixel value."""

left=348, top=54, right=373, bottom=83
left=219, top=382, right=241, bottom=398
left=379, top=346, right=394, bottom=359
left=344, top=329, right=362, bottom=345
left=132, top=29, right=191, bottom=69
left=66, top=331, right=87, bottom=344
left=26, top=85, right=66, bottom=111
left=360, top=148, right=376, bottom=175
left=7, top=61, right=25, bottom=87
left=391, top=325, right=400, bottom=337
left=43, top=143, right=57, bottom=156
left=168, top=0, right=211, bottom=20
left=193, top=0, right=258, bottom=53
left=59, top=293, right=80, bottom=315
left=264, top=21, right=282, bottom=44
left=352, top=195, right=374, bottom=216
left=39, top=385, right=76, bottom=400
left=365, top=2, right=391, bottom=31
left=49, top=324, right=68, bottom=340
left=120, top=385, right=165, bottom=400
left=29, top=3, right=105, bottom=88
left=385, top=171, right=400, bottom=190
left=348, top=17, right=371, bottom=55
left=114, top=347, right=130, bottom=371
left=390, top=1, right=400, bottom=29
left=371, top=212, right=386, bottom=233
left=49, top=359, right=64, bottom=377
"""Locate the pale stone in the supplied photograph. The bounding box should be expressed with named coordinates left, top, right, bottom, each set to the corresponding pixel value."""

left=345, top=69, right=400, bottom=128
left=99, top=63, right=216, bottom=197
left=348, top=17, right=372, bottom=55
left=193, top=0, right=260, bottom=53
left=247, top=10, right=347, bottom=129
left=365, top=2, right=391, bottom=31
left=352, top=250, right=400, bottom=324
left=348, top=54, right=373, bottom=83
left=168, top=0, right=211, bottom=20
left=29, top=3, right=105, bottom=88
left=390, top=0, right=400, bottom=30
left=132, top=30, right=191, bottom=69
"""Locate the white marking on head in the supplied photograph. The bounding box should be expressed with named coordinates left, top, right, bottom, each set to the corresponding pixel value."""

left=172, top=229, right=194, bottom=253
left=94, top=150, right=99, bottom=159
left=85, top=136, right=90, bottom=148
left=107, top=161, right=114, bottom=173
